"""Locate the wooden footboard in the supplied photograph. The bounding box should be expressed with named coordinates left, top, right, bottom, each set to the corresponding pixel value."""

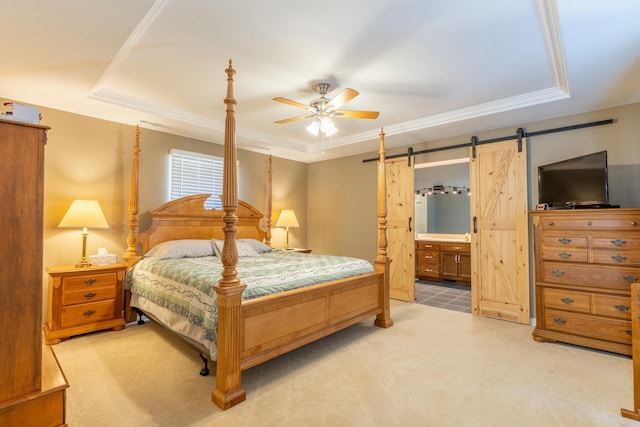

left=240, top=271, right=384, bottom=370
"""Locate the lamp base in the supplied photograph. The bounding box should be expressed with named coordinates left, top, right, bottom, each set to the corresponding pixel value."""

left=75, top=258, right=92, bottom=268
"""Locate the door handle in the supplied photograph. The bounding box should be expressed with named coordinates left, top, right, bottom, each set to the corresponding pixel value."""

left=408, top=216, right=412, bottom=232
left=473, top=216, right=477, bottom=233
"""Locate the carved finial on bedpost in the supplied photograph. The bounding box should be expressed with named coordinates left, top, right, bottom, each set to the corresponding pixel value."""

left=123, top=124, right=141, bottom=266
left=374, top=127, right=393, bottom=329
left=265, top=155, right=272, bottom=246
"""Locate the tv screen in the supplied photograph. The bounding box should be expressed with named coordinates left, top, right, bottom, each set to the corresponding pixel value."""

left=538, top=150, right=609, bottom=208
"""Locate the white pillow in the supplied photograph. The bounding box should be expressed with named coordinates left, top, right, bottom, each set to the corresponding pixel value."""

left=212, top=239, right=259, bottom=257
left=238, top=238, right=272, bottom=253
left=144, top=239, right=214, bottom=259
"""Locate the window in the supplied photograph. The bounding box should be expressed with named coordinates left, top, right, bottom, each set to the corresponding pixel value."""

left=170, top=149, right=223, bottom=209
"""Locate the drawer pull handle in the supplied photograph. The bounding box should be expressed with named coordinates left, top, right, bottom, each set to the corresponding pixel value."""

left=560, top=297, right=574, bottom=305
left=553, top=318, right=567, bottom=326
left=558, top=252, right=572, bottom=259
left=425, top=268, right=433, bottom=272
left=615, top=304, right=630, bottom=313
left=84, top=292, right=97, bottom=300
left=552, top=270, right=565, bottom=277
left=612, top=255, right=627, bottom=263
left=548, top=221, right=555, bottom=226
left=632, top=221, right=638, bottom=227
left=424, top=255, right=433, bottom=259
left=626, top=329, right=633, bottom=336
left=623, top=275, right=639, bottom=283
left=558, top=238, right=571, bottom=244
left=587, top=221, right=592, bottom=226
left=83, top=310, right=96, bottom=317
left=84, top=278, right=97, bottom=285
left=611, top=239, right=627, bottom=247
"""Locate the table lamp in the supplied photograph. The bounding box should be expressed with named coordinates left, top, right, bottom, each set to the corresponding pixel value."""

left=58, top=199, right=109, bottom=267
left=275, top=209, right=299, bottom=249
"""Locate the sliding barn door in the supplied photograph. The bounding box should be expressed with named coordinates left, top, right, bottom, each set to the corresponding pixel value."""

left=469, top=138, right=530, bottom=324
left=386, top=157, right=415, bottom=302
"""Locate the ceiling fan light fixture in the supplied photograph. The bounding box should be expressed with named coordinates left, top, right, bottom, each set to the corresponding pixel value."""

left=320, top=116, right=338, bottom=136
left=306, top=120, right=320, bottom=136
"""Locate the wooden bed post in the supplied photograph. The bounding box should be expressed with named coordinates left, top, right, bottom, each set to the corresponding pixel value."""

left=265, top=155, right=272, bottom=246
left=212, top=60, right=248, bottom=410
left=622, top=282, right=640, bottom=420
left=123, top=125, right=141, bottom=323
left=374, top=128, right=393, bottom=328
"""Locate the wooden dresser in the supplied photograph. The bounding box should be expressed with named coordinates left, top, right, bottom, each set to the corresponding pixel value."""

left=531, top=208, right=640, bottom=355
left=45, top=263, right=126, bottom=344
left=0, top=118, right=68, bottom=426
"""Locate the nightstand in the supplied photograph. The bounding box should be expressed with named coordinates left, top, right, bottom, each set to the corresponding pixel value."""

left=286, top=248, right=312, bottom=254
left=45, top=263, right=126, bottom=344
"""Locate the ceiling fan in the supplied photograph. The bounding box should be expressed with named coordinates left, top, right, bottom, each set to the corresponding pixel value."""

left=273, top=80, right=379, bottom=136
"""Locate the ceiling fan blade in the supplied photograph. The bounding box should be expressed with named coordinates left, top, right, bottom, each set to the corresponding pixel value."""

left=335, top=110, right=380, bottom=119
left=273, top=97, right=310, bottom=110
left=325, top=88, right=359, bottom=110
left=274, top=114, right=315, bottom=124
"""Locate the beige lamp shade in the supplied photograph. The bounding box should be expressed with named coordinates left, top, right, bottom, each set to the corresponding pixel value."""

left=275, top=209, right=299, bottom=249
left=58, top=200, right=109, bottom=267
left=58, top=199, right=109, bottom=229
left=275, top=209, right=299, bottom=229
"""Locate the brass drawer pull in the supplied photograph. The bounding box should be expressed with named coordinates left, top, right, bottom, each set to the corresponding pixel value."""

left=626, top=330, right=633, bottom=336
left=84, top=278, right=97, bottom=285
left=558, top=252, right=572, bottom=259
left=84, top=292, right=97, bottom=300
left=614, top=304, right=630, bottom=313
left=553, top=318, right=567, bottom=326
left=83, top=310, right=96, bottom=317
left=623, top=275, right=639, bottom=283
left=560, top=297, right=574, bottom=305
left=612, top=255, right=627, bottom=263
left=552, top=270, right=565, bottom=277
left=558, top=237, right=571, bottom=244
left=631, top=221, right=638, bottom=227
left=611, top=239, right=627, bottom=247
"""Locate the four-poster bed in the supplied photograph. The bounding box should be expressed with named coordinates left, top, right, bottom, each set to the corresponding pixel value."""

left=122, top=60, right=392, bottom=410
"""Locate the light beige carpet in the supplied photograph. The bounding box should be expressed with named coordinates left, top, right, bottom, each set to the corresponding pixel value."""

left=53, top=301, right=635, bottom=427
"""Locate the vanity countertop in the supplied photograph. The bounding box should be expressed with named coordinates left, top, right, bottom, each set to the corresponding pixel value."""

left=416, top=233, right=470, bottom=243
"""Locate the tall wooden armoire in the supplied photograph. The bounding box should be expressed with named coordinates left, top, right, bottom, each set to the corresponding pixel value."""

left=0, top=118, right=68, bottom=426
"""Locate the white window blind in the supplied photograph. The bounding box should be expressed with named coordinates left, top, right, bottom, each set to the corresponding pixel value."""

left=170, top=149, right=223, bottom=210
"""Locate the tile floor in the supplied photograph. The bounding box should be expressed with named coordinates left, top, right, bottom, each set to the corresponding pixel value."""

left=414, top=279, right=472, bottom=313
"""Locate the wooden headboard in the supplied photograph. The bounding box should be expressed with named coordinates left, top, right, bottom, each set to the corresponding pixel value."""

left=136, top=194, right=267, bottom=255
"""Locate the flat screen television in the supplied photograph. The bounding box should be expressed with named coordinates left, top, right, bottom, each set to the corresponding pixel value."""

left=538, top=150, right=609, bottom=208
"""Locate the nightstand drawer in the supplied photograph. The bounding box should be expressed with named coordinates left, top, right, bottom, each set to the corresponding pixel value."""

left=62, top=272, right=117, bottom=291
left=62, top=286, right=117, bottom=306
left=61, top=300, right=116, bottom=328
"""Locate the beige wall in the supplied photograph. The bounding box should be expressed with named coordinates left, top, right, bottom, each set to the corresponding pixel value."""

left=308, top=102, right=640, bottom=262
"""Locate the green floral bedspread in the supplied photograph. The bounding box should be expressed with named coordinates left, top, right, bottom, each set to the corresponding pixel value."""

left=124, top=251, right=374, bottom=343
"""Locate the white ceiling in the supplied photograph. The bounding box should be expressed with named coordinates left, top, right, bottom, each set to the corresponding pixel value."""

left=1, top=0, right=639, bottom=163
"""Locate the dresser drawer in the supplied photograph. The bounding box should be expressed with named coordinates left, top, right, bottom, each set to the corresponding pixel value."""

left=591, top=250, right=640, bottom=267
left=62, top=272, right=117, bottom=291
left=62, top=286, right=117, bottom=306
left=541, top=248, right=588, bottom=263
left=416, top=241, right=440, bottom=251
left=592, top=237, right=640, bottom=250
left=542, top=262, right=639, bottom=290
left=541, top=235, right=588, bottom=248
left=544, top=309, right=632, bottom=344
left=61, top=300, right=116, bottom=328
left=543, top=288, right=590, bottom=313
left=593, top=294, right=631, bottom=320
left=540, top=216, right=640, bottom=231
